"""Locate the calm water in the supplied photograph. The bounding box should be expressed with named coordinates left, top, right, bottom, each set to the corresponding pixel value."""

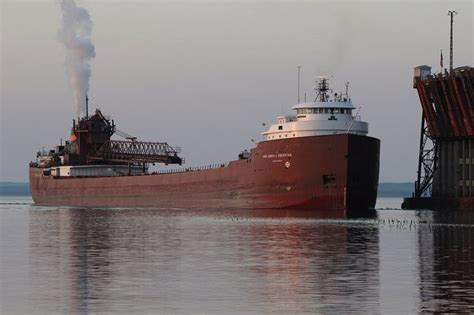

left=1, top=196, right=473, bottom=314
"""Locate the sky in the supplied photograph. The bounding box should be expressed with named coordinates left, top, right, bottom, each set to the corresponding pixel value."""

left=1, top=0, right=473, bottom=182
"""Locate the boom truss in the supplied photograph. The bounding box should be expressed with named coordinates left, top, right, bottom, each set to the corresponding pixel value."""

left=90, top=140, right=183, bottom=165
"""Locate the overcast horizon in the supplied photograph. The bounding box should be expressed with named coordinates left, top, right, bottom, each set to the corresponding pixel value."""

left=1, top=0, right=473, bottom=182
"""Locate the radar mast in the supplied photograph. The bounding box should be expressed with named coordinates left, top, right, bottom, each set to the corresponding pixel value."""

left=314, top=76, right=333, bottom=102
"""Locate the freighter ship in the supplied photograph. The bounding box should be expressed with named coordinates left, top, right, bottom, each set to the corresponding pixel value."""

left=29, top=77, right=380, bottom=212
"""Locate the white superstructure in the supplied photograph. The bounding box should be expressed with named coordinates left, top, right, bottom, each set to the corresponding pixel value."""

left=263, top=77, right=369, bottom=141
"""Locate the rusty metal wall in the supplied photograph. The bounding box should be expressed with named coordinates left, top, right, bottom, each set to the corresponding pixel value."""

left=416, top=67, right=473, bottom=140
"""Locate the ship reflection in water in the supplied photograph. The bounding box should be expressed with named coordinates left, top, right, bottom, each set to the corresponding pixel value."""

left=1, top=202, right=473, bottom=313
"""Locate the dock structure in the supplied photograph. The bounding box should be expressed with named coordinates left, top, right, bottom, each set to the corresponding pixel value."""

left=403, top=66, right=474, bottom=210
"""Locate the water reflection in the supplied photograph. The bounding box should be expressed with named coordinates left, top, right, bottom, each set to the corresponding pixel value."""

left=417, top=211, right=474, bottom=313
left=28, top=208, right=380, bottom=313
left=19, top=206, right=474, bottom=313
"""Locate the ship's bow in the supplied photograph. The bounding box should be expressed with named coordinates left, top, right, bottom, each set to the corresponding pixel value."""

left=346, top=135, right=380, bottom=212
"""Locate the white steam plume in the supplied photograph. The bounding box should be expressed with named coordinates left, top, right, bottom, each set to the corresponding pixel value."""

left=58, top=0, right=95, bottom=117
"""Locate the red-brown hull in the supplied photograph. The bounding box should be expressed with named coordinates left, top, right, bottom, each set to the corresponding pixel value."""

left=30, top=134, right=380, bottom=212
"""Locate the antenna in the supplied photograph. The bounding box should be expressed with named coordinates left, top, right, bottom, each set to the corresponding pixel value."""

left=345, top=82, right=349, bottom=98
left=297, top=66, right=301, bottom=103
left=85, top=94, right=89, bottom=118
left=447, top=10, right=458, bottom=72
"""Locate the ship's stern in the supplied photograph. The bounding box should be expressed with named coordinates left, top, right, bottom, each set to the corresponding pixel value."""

left=29, top=166, right=41, bottom=205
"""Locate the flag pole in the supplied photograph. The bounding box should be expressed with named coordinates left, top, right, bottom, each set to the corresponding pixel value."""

left=440, top=49, right=444, bottom=72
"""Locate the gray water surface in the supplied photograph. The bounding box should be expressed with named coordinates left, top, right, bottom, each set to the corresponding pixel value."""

left=1, top=196, right=473, bottom=313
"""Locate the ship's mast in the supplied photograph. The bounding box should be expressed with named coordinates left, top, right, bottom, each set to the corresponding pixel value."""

left=297, top=66, right=301, bottom=104
left=85, top=94, right=89, bottom=118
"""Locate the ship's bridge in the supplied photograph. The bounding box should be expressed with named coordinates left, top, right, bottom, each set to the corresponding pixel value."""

left=263, top=78, right=369, bottom=141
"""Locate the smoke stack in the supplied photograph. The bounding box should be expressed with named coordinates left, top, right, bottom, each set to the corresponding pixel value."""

left=58, top=0, right=96, bottom=118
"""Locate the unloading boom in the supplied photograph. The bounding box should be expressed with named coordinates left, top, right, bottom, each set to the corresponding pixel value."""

left=89, top=140, right=182, bottom=165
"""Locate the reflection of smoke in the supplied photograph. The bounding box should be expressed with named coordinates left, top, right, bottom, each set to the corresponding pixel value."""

left=58, top=0, right=95, bottom=117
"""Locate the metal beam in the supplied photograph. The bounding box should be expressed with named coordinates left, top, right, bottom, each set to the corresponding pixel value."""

left=451, top=76, right=473, bottom=136
left=415, top=116, right=437, bottom=197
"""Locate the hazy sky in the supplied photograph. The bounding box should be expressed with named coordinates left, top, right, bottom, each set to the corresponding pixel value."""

left=1, top=0, right=473, bottom=182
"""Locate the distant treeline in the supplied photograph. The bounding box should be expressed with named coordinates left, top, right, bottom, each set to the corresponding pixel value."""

left=0, top=182, right=31, bottom=196
left=0, top=181, right=414, bottom=197
left=378, top=182, right=414, bottom=197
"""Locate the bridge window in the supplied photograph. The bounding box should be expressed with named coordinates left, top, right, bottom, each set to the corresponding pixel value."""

left=278, top=125, right=283, bottom=130
left=297, top=108, right=320, bottom=114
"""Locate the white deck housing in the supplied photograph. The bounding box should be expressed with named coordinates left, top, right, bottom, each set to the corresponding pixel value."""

left=263, top=78, right=369, bottom=140
left=48, top=165, right=146, bottom=177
